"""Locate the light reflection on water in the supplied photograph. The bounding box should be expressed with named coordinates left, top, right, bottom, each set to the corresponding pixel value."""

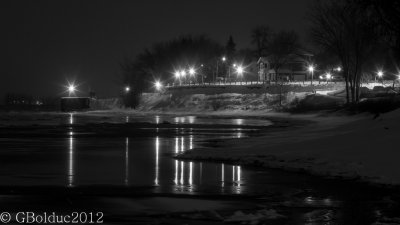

left=62, top=114, right=246, bottom=194
left=68, top=113, right=74, bottom=187
left=68, top=133, right=74, bottom=187
left=125, top=137, right=129, bottom=185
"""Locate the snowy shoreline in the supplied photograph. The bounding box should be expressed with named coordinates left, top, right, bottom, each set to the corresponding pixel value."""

left=176, top=109, right=400, bottom=186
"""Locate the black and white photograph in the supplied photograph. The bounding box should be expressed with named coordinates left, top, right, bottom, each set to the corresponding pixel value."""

left=1, top=0, right=400, bottom=224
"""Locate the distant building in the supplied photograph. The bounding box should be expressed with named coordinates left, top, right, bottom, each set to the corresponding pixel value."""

left=257, top=51, right=313, bottom=82
left=4, top=93, right=43, bottom=106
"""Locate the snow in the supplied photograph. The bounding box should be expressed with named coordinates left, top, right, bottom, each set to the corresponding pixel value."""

left=224, top=209, right=285, bottom=224
left=177, top=109, right=400, bottom=185
left=137, top=92, right=313, bottom=112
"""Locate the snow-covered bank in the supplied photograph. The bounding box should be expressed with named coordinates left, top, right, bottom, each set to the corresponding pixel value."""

left=177, top=109, right=400, bottom=185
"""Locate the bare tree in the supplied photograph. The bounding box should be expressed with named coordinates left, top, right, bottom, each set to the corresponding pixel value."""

left=266, top=30, right=301, bottom=81
left=251, top=26, right=272, bottom=58
left=308, top=0, right=378, bottom=103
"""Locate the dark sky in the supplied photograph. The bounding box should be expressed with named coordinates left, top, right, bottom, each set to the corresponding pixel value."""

left=0, top=0, right=312, bottom=101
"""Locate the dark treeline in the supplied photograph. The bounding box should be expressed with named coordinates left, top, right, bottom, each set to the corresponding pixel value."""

left=308, top=0, right=400, bottom=104
left=121, top=35, right=224, bottom=108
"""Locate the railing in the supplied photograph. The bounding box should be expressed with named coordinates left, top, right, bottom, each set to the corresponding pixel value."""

left=166, top=80, right=345, bottom=89
left=166, top=80, right=400, bottom=89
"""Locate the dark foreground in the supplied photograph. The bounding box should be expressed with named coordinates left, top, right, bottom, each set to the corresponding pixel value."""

left=0, top=112, right=399, bottom=224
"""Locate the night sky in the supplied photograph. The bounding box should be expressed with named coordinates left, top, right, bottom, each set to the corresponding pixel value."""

left=0, top=0, right=312, bottom=102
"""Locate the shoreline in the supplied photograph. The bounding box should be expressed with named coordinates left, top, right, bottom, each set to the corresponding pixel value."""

left=175, top=110, right=400, bottom=187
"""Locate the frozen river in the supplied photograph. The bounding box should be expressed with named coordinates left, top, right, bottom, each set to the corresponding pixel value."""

left=0, top=112, right=398, bottom=224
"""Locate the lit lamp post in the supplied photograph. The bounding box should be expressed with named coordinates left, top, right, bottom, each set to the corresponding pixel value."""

left=216, top=56, right=226, bottom=83
left=68, top=84, right=76, bottom=97
left=236, top=66, right=244, bottom=85
left=125, top=86, right=130, bottom=93
left=308, top=65, right=314, bottom=85
left=189, top=67, right=195, bottom=85
left=377, top=71, right=383, bottom=84
left=180, top=70, right=187, bottom=85
left=155, top=81, right=162, bottom=92
left=175, top=71, right=181, bottom=86
left=326, top=72, right=332, bottom=83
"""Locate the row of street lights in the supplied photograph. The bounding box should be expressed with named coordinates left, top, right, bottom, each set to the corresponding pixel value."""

left=174, top=63, right=244, bottom=85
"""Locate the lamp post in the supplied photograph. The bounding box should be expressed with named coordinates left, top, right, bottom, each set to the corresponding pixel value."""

left=175, top=71, right=181, bottom=86
left=308, top=65, right=314, bottom=86
left=216, top=56, right=226, bottom=84
left=181, top=70, right=186, bottom=85
left=326, top=72, right=332, bottom=83
left=155, top=81, right=162, bottom=92
left=377, top=71, right=383, bottom=84
left=189, top=67, right=195, bottom=85
left=68, top=84, right=76, bottom=97
left=236, top=66, right=244, bottom=85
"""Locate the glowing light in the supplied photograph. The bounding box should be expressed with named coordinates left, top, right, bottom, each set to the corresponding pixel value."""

left=180, top=161, right=184, bottom=185
left=222, top=56, right=226, bottom=61
left=189, top=68, right=195, bottom=76
left=237, top=166, right=241, bottom=186
left=235, top=118, right=243, bottom=125
left=155, top=81, right=162, bottom=91
left=188, top=116, right=195, bottom=124
left=308, top=65, right=314, bottom=72
left=236, top=66, right=244, bottom=75
left=180, top=70, right=186, bottom=77
left=175, top=71, right=181, bottom=78
left=189, top=135, right=193, bottom=150
left=377, top=71, right=383, bottom=77
left=336, top=66, right=341, bottom=72
left=233, top=63, right=237, bottom=67
left=175, top=137, right=179, bottom=153
left=125, top=86, right=130, bottom=92
left=68, top=135, right=74, bottom=187
left=125, top=137, right=129, bottom=185
left=189, top=162, right=193, bottom=185
left=69, top=113, right=74, bottom=125
left=180, top=137, right=184, bottom=152
left=221, top=163, right=224, bottom=187
left=237, top=128, right=242, bottom=138
left=68, top=84, right=76, bottom=93
left=326, top=73, right=332, bottom=80
left=154, top=137, right=159, bottom=186
left=174, top=160, right=178, bottom=185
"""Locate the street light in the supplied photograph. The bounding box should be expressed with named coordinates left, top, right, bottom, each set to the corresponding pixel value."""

left=326, top=72, right=332, bottom=83
left=155, top=81, right=162, bottom=91
left=189, top=68, right=195, bottom=76
left=236, top=66, right=244, bottom=84
left=67, top=84, right=76, bottom=96
left=180, top=70, right=186, bottom=77
left=68, top=85, right=76, bottom=93
left=175, top=71, right=181, bottom=85
left=336, top=66, right=341, bottom=72
left=308, top=65, right=314, bottom=85
left=222, top=56, right=226, bottom=62
left=125, top=86, right=130, bottom=92
left=377, top=70, right=383, bottom=83
left=236, top=66, right=244, bottom=75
